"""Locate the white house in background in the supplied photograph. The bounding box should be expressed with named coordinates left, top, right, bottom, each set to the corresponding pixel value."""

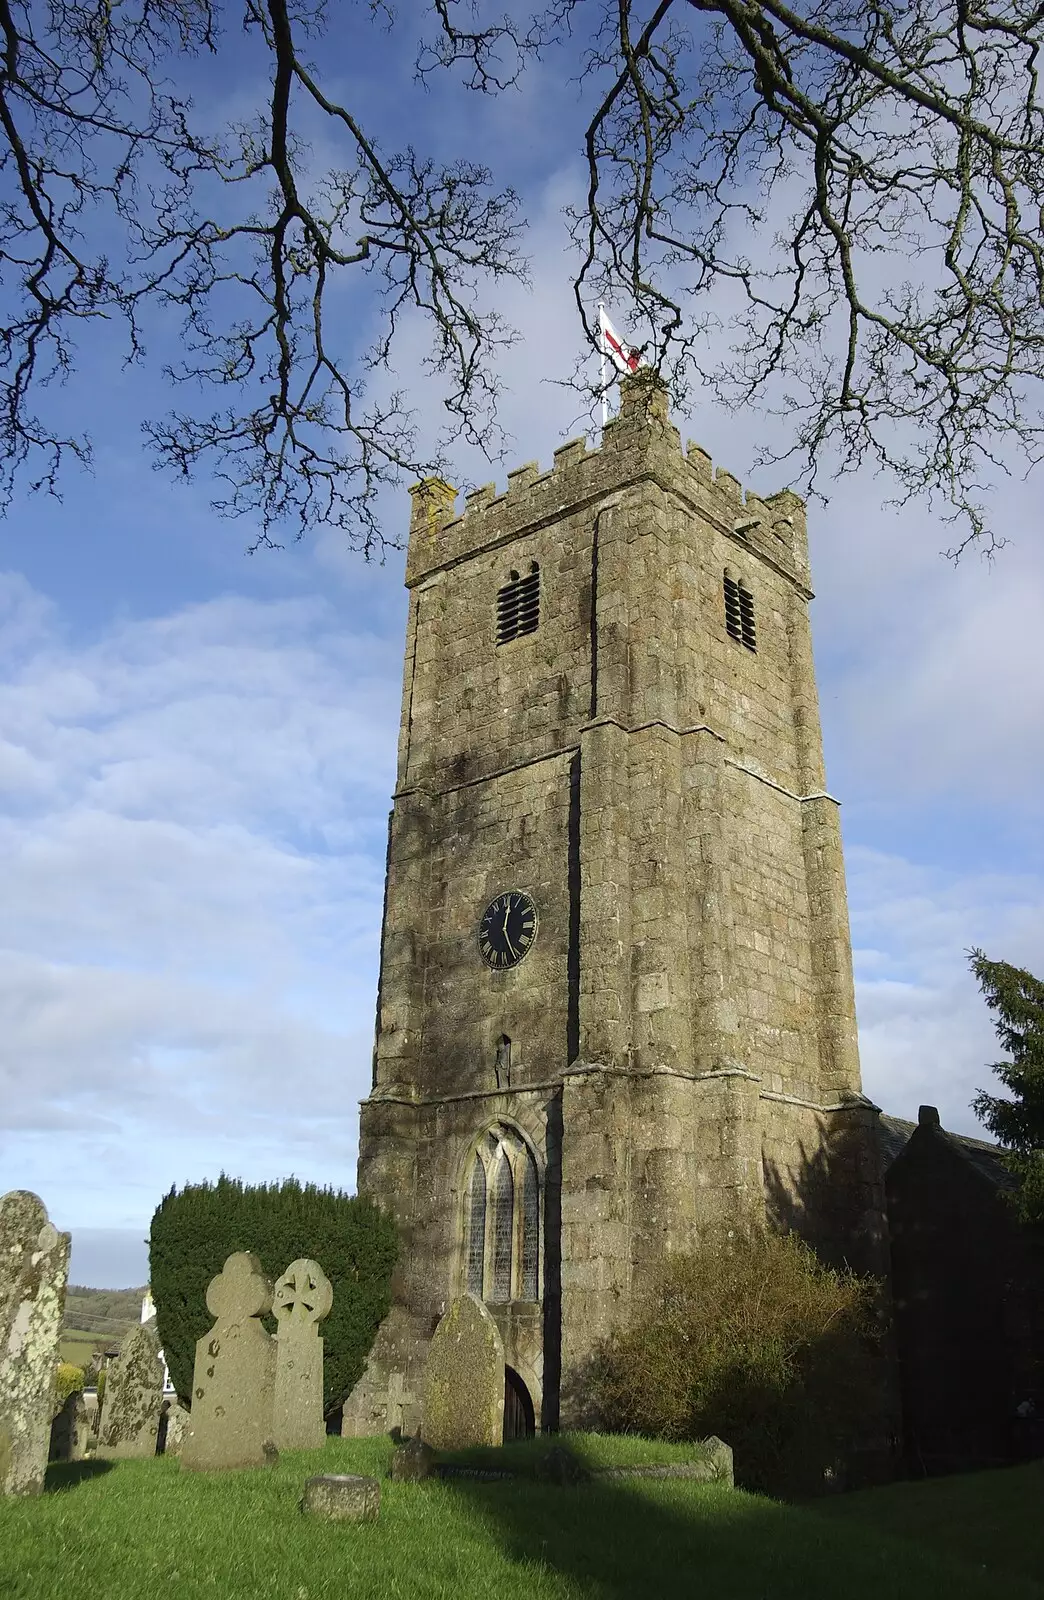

left=140, top=1289, right=176, bottom=1395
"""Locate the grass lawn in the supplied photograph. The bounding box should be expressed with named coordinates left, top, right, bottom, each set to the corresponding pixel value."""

left=58, top=1330, right=103, bottom=1367
left=2, top=1435, right=1042, bottom=1600
left=814, top=1459, right=1044, bottom=1591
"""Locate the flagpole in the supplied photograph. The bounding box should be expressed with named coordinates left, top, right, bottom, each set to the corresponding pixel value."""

left=597, top=301, right=609, bottom=431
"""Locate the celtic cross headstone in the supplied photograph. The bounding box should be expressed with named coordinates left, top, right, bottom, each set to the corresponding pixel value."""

left=271, top=1258, right=333, bottom=1452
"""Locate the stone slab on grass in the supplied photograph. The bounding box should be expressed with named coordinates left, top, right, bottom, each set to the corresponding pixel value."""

left=301, top=1473, right=380, bottom=1522
left=432, top=1436, right=734, bottom=1488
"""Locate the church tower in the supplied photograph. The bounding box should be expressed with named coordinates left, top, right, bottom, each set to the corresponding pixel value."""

left=342, top=373, right=887, bottom=1438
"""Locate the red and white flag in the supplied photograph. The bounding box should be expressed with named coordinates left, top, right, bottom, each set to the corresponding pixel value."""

left=598, top=307, right=642, bottom=374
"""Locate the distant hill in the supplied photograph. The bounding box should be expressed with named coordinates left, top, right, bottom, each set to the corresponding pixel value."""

left=61, top=1285, right=148, bottom=1364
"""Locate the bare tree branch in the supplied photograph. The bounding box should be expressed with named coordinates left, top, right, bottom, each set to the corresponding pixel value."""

left=2, top=0, right=1043, bottom=557
left=433, top=0, right=1044, bottom=556
left=0, top=0, right=526, bottom=553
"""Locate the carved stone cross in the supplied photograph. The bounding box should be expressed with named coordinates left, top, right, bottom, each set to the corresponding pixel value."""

left=272, top=1258, right=333, bottom=1453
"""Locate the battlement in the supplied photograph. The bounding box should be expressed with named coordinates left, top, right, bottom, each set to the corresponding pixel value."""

left=407, top=374, right=809, bottom=588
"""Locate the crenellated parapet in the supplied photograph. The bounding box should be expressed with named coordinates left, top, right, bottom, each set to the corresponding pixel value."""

left=406, top=374, right=810, bottom=590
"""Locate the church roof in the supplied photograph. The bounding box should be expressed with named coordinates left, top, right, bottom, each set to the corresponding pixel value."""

left=880, top=1111, right=1019, bottom=1190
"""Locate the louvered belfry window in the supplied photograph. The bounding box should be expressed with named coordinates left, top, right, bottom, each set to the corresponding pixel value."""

left=724, top=571, right=756, bottom=652
left=496, top=563, right=540, bottom=645
left=462, top=1125, right=541, bottom=1304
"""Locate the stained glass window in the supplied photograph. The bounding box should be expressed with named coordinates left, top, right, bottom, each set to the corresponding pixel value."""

left=464, top=1156, right=486, bottom=1296
left=491, top=1149, right=514, bottom=1302
left=521, top=1149, right=539, bottom=1301
left=463, top=1125, right=540, bottom=1305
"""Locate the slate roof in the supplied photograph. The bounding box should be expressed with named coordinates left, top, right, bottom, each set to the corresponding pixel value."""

left=880, top=1113, right=1019, bottom=1190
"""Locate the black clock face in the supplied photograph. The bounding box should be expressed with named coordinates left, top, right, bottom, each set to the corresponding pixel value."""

left=479, top=890, right=537, bottom=970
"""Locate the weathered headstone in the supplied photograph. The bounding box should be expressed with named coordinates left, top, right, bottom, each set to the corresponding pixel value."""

left=421, top=1293, right=504, bottom=1450
left=0, top=1191, right=71, bottom=1496
left=81, top=1391, right=100, bottom=1435
left=180, top=1252, right=278, bottom=1472
left=390, top=1435, right=435, bottom=1481
left=301, top=1473, right=379, bottom=1521
left=48, top=1391, right=92, bottom=1463
left=159, top=1400, right=190, bottom=1458
left=272, top=1258, right=333, bottom=1452
left=97, top=1322, right=165, bottom=1458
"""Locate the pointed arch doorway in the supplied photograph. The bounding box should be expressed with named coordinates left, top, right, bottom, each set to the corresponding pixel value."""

left=503, top=1365, right=535, bottom=1442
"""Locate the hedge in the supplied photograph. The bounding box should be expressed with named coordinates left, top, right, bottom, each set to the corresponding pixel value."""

left=149, top=1175, right=397, bottom=1416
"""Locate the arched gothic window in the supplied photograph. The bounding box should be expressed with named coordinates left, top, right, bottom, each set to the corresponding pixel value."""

left=461, top=1126, right=541, bottom=1303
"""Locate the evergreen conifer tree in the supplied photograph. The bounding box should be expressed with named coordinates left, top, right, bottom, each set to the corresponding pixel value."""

left=970, top=948, right=1044, bottom=1225
left=149, top=1176, right=397, bottom=1417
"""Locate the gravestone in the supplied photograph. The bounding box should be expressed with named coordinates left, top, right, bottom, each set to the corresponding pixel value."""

left=159, top=1400, right=190, bottom=1457
left=421, top=1294, right=504, bottom=1450
left=272, top=1258, right=333, bottom=1452
left=48, top=1391, right=92, bottom=1463
left=390, top=1435, right=435, bottom=1481
left=97, top=1322, right=165, bottom=1458
left=81, top=1391, right=100, bottom=1435
left=301, top=1473, right=379, bottom=1522
left=180, top=1252, right=278, bottom=1472
left=0, top=1191, right=71, bottom=1496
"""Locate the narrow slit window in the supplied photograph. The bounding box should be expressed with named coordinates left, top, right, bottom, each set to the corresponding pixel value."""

left=464, top=1156, right=486, bottom=1296
left=496, top=563, right=540, bottom=645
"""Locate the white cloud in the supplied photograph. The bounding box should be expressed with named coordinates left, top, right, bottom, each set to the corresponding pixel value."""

left=850, top=847, right=1044, bottom=1136
left=0, top=576, right=399, bottom=1228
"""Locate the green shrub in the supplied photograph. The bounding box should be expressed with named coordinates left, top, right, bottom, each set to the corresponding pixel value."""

left=53, top=1362, right=85, bottom=1413
left=586, top=1228, right=884, bottom=1496
left=149, top=1176, right=397, bottom=1417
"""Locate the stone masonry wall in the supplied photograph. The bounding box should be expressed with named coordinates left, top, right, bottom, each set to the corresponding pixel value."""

left=351, top=372, right=879, bottom=1435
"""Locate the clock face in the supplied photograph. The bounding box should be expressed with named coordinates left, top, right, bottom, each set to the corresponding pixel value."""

left=479, top=890, right=537, bottom=970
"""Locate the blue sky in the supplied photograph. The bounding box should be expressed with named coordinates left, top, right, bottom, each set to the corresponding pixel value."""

left=1, top=7, right=1042, bottom=1288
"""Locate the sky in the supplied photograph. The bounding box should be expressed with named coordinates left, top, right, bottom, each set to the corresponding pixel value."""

left=1, top=6, right=1042, bottom=1289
